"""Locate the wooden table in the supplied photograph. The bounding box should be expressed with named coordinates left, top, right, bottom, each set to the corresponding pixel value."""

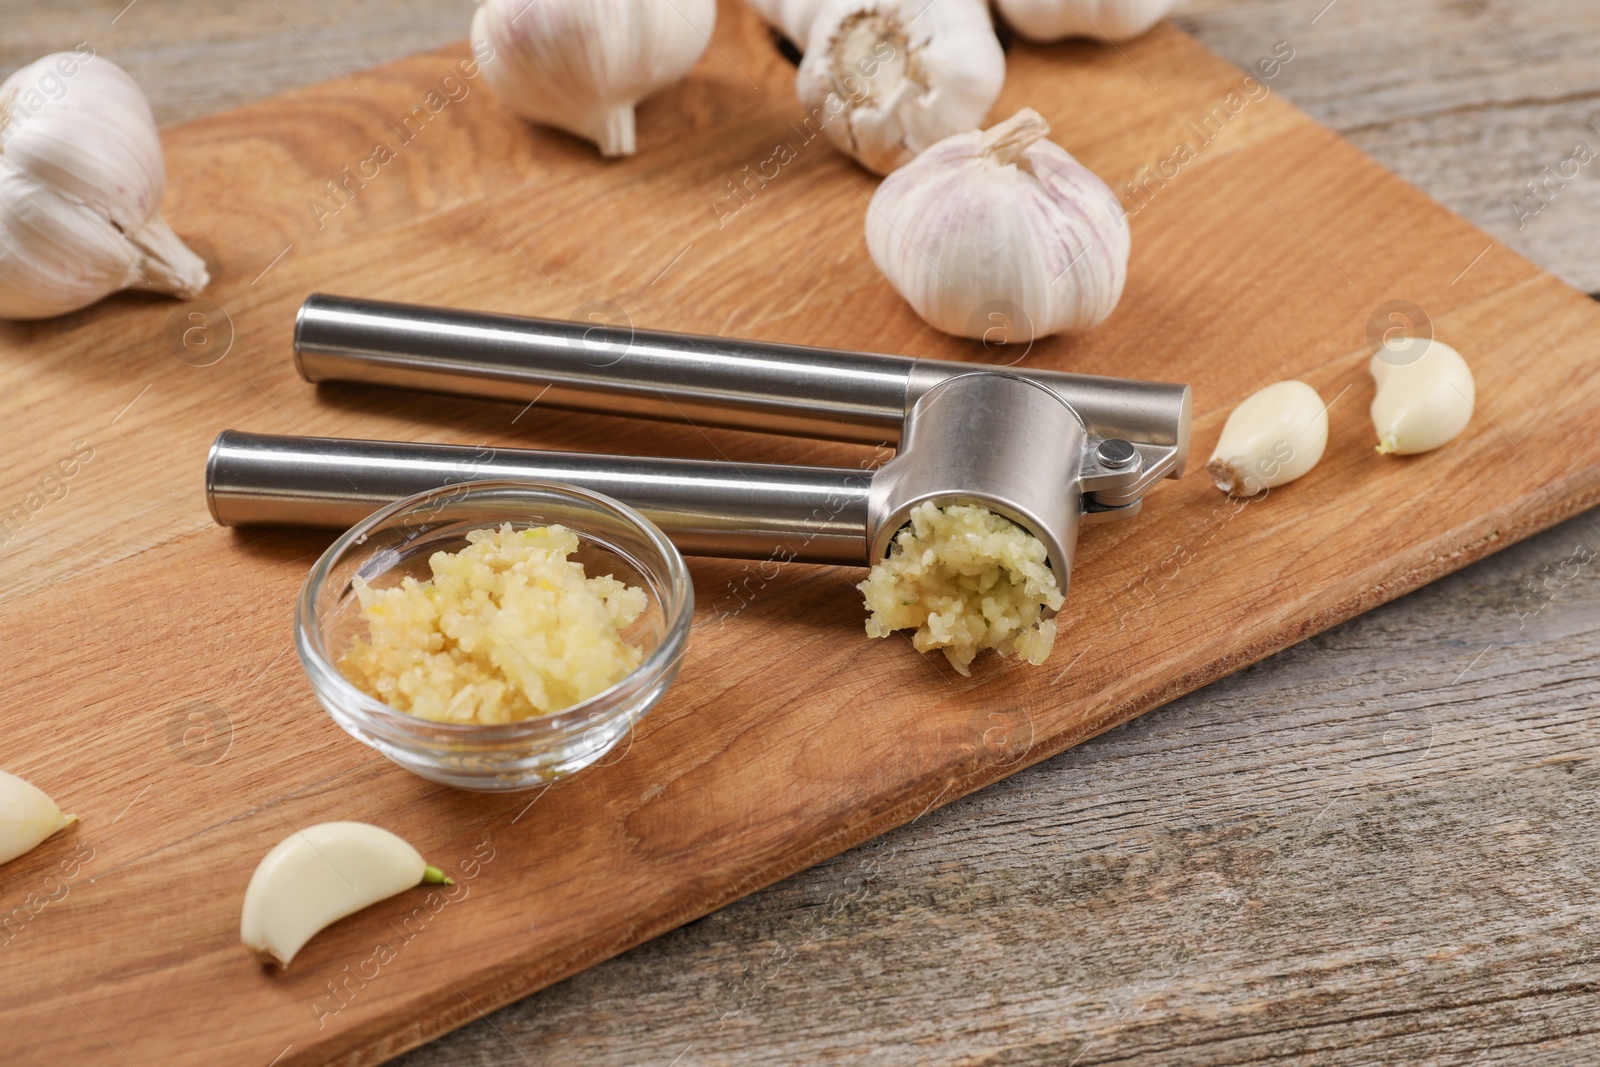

left=7, top=1, right=1599, bottom=1062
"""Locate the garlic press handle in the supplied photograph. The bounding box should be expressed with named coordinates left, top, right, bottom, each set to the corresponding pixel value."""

left=207, top=431, right=873, bottom=564
left=293, top=295, right=1190, bottom=492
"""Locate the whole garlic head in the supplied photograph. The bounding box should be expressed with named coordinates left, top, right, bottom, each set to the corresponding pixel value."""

left=796, top=0, right=1005, bottom=175
left=865, top=108, right=1130, bottom=341
left=744, top=0, right=830, bottom=49
left=1206, top=380, right=1329, bottom=497
left=1370, top=338, right=1474, bottom=455
left=472, top=0, right=716, bottom=158
left=996, top=0, right=1182, bottom=42
left=0, top=50, right=208, bottom=320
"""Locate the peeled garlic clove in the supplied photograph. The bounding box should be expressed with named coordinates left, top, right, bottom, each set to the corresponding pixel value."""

left=1370, top=339, right=1474, bottom=456
left=1207, top=380, right=1328, bottom=496
left=995, top=0, right=1181, bottom=42
left=865, top=108, right=1129, bottom=340
left=0, top=50, right=209, bottom=320
left=796, top=0, right=1005, bottom=175
left=472, top=0, right=715, bottom=158
left=0, top=771, right=75, bottom=867
left=744, top=0, right=830, bottom=49
left=241, top=821, right=450, bottom=968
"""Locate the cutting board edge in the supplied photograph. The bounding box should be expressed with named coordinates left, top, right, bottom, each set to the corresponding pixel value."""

left=305, top=430, right=1600, bottom=1067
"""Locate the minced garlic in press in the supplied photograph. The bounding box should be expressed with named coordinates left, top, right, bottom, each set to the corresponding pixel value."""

left=338, top=524, right=647, bottom=724
left=857, top=502, right=1064, bottom=676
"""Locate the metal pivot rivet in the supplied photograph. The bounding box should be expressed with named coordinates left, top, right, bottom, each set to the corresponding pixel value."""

left=1096, top=438, right=1138, bottom=470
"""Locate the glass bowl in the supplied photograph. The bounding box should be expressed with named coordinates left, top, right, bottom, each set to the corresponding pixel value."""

left=295, top=480, right=694, bottom=792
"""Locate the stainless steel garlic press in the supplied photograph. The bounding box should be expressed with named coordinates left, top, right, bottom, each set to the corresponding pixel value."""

left=207, top=295, right=1192, bottom=602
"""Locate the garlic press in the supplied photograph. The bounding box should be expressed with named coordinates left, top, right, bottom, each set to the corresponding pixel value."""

left=208, top=295, right=1191, bottom=601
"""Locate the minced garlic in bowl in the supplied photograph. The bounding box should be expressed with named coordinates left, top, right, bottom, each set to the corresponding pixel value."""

left=337, top=523, right=648, bottom=724
left=857, top=501, right=1064, bottom=676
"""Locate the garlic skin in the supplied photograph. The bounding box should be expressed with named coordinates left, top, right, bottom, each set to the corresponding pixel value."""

left=996, top=0, right=1182, bottom=42
left=1370, top=339, right=1475, bottom=455
left=745, top=0, right=829, bottom=49
left=1207, top=380, right=1328, bottom=496
left=241, top=821, right=450, bottom=968
left=796, top=0, right=1005, bottom=175
left=0, top=771, right=75, bottom=867
left=472, top=0, right=715, bottom=158
left=0, top=50, right=208, bottom=320
left=865, top=108, right=1129, bottom=340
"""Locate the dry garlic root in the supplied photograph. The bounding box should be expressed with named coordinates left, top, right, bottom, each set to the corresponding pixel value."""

left=0, top=771, right=75, bottom=866
left=0, top=49, right=209, bottom=319
left=858, top=502, right=1064, bottom=676
left=472, top=0, right=715, bottom=158
left=1370, top=339, right=1475, bottom=455
left=797, top=0, right=1005, bottom=175
left=995, top=0, right=1182, bottom=42
left=1207, top=380, right=1328, bottom=496
left=866, top=108, right=1129, bottom=340
left=241, top=822, right=450, bottom=968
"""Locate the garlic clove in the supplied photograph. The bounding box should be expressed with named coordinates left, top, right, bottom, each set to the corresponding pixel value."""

left=1370, top=339, right=1475, bottom=456
left=1207, top=380, right=1329, bottom=496
left=865, top=108, right=1129, bottom=340
left=744, top=0, right=831, bottom=50
left=0, top=771, right=75, bottom=867
left=241, top=821, right=451, bottom=968
left=472, top=0, right=716, bottom=158
left=0, top=50, right=209, bottom=320
left=796, top=0, right=1006, bottom=175
left=995, top=0, right=1181, bottom=42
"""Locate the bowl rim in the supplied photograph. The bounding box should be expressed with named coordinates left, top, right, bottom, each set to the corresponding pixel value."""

left=294, top=478, right=694, bottom=739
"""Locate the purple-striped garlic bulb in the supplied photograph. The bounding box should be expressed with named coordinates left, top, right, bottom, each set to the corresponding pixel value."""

left=864, top=108, right=1130, bottom=342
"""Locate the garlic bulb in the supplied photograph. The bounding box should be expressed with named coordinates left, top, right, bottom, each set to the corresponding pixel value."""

left=865, top=108, right=1129, bottom=340
left=472, top=0, right=715, bottom=158
left=796, top=0, right=1005, bottom=175
left=0, top=50, right=208, bottom=320
left=0, top=771, right=75, bottom=866
left=1207, top=380, right=1328, bottom=496
left=241, top=822, right=451, bottom=968
left=1370, top=339, right=1475, bottom=455
left=996, top=0, right=1181, bottom=42
left=745, top=0, right=829, bottom=48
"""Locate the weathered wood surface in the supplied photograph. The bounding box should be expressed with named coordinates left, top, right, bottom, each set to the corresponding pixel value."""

left=1180, top=0, right=1600, bottom=296
left=402, top=512, right=1600, bottom=1067
left=2, top=1, right=1598, bottom=1065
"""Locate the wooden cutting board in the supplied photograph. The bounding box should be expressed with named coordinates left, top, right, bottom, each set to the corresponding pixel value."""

left=3, top=7, right=1598, bottom=1064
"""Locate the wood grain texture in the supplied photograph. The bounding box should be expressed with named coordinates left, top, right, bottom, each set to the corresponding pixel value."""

left=1177, top=0, right=1600, bottom=294
left=398, top=508, right=1600, bottom=1066
left=9, top=0, right=1599, bottom=290
left=1, top=2, right=1598, bottom=1066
